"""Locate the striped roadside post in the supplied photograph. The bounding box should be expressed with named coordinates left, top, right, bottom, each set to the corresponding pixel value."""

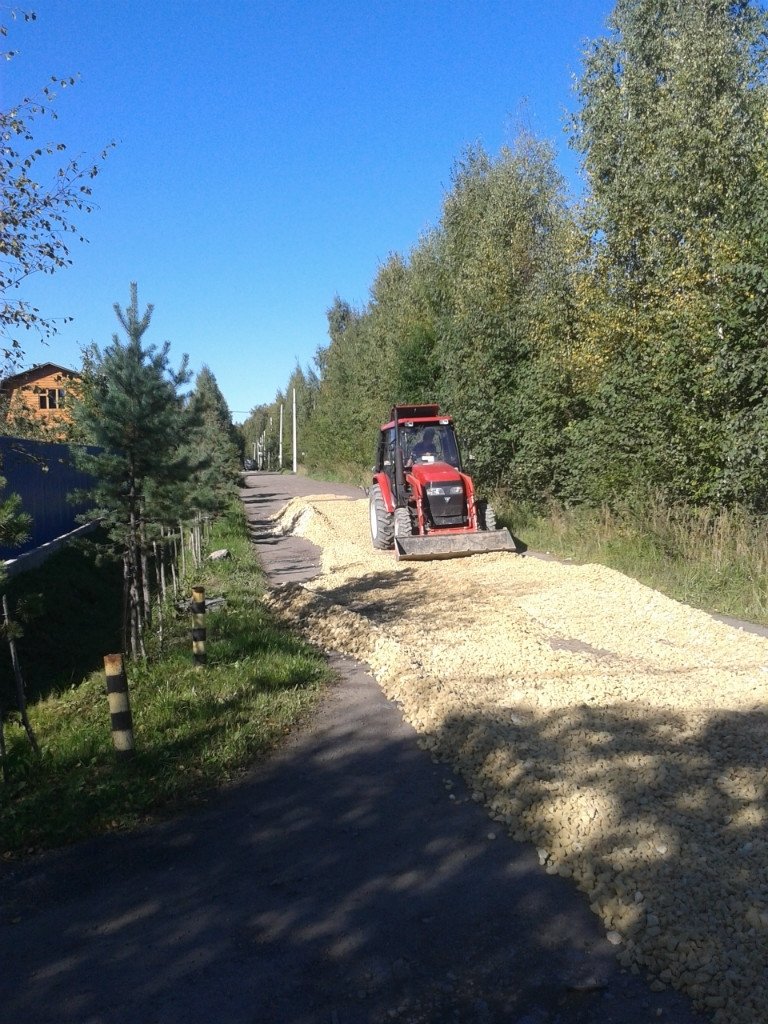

left=191, top=586, right=206, bottom=668
left=103, top=654, right=135, bottom=758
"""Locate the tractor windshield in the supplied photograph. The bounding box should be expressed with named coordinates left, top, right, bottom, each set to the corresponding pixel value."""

left=400, top=423, right=460, bottom=468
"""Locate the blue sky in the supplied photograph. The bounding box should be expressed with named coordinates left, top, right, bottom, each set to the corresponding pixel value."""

left=5, top=0, right=614, bottom=421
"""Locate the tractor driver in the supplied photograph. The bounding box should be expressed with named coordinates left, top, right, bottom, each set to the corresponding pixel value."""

left=411, top=428, right=438, bottom=462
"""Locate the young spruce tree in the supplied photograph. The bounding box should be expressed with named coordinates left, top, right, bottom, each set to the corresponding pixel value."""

left=182, top=365, right=241, bottom=516
left=73, top=284, right=192, bottom=658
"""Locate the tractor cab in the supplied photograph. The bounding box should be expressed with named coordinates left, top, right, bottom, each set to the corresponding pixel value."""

left=374, top=406, right=463, bottom=509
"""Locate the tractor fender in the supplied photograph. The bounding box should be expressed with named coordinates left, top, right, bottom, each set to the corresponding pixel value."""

left=403, top=471, right=426, bottom=532
left=459, top=472, right=478, bottom=527
left=373, top=472, right=396, bottom=513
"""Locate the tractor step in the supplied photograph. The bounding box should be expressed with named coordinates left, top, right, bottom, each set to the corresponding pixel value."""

left=394, top=528, right=518, bottom=561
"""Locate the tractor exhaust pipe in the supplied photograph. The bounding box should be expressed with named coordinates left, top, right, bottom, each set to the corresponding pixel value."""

left=395, top=447, right=406, bottom=504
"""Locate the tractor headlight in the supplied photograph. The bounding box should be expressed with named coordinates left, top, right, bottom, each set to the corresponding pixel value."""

left=426, top=485, right=463, bottom=497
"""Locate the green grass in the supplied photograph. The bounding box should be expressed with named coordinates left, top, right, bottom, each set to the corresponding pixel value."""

left=498, top=490, right=768, bottom=626
left=0, top=503, right=331, bottom=857
left=301, top=462, right=368, bottom=487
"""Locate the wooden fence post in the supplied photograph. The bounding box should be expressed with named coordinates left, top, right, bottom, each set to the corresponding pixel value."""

left=103, top=654, right=135, bottom=758
left=191, top=587, right=206, bottom=668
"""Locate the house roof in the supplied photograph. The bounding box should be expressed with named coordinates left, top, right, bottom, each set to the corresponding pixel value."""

left=0, top=363, right=81, bottom=391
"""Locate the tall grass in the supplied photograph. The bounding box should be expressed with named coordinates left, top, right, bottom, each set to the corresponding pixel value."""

left=302, top=461, right=368, bottom=488
left=0, top=502, right=331, bottom=857
left=498, top=491, right=768, bottom=625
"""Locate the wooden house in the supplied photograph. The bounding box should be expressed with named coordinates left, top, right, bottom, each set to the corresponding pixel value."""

left=0, top=363, right=83, bottom=437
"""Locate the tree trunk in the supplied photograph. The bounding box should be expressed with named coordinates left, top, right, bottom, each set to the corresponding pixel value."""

left=155, top=538, right=167, bottom=602
left=179, top=520, right=187, bottom=578
left=2, top=595, right=39, bottom=754
left=122, top=553, right=131, bottom=654
left=154, top=540, right=165, bottom=651
left=140, top=545, right=151, bottom=628
left=0, top=707, right=7, bottom=784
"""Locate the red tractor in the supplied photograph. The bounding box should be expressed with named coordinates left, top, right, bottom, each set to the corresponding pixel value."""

left=369, top=404, right=517, bottom=560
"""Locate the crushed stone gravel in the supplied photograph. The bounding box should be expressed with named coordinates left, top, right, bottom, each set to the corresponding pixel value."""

left=264, top=495, right=768, bottom=1024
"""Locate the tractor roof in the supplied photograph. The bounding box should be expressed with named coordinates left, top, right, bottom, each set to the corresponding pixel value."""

left=381, top=404, right=453, bottom=430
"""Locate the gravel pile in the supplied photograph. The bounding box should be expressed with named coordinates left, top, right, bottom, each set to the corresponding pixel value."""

left=264, top=496, right=768, bottom=1023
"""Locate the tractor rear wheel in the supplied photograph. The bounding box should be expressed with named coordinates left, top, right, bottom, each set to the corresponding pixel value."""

left=477, top=500, right=497, bottom=531
left=369, top=485, right=394, bottom=549
left=394, top=506, right=413, bottom=538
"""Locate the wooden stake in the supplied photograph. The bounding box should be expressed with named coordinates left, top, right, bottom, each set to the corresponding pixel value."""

left=191, top=586, right=206, bottom=668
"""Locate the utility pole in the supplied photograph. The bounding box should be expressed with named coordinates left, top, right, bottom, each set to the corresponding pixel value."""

left=279, top=403, right=283, bottom=469
left=292, top=388, right=297, bottom=474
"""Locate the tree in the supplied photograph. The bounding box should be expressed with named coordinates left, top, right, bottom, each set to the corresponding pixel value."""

left=303, top=298, right=378, bottom=472
left=182, top=366, right=240, bottom=513
left=435, top=137, right=579, bottom=498
left=0, top=13, right=112, bottom=371
left=368, top=249, right=441, bottom=407
left=569, top=0, right=768, bottom=505
left=72, top=284, right=192, bottom=658
left=0, top=478, right=29, bottom=553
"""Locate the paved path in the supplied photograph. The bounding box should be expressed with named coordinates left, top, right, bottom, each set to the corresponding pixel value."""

left=0, top=473, right=704, bottom=1024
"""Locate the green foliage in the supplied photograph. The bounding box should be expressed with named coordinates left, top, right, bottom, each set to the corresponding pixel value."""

left=434, top=138, right=579, bottom=496
left=0, top=471, right=30, bottom=606
left=71, top=283, right=196, bottom=657
left=568, top=0, right=768, bottom=508
left=0, top=474, right=30, bottom=551
left=73, top=284, right=193, bottom=548
left=303, top=297, right=388, bottom=470
left=182, top=365, right=241, bottom=514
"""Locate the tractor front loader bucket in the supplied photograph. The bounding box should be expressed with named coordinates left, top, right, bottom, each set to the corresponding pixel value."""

left=394, top=528, right=518, bottom=561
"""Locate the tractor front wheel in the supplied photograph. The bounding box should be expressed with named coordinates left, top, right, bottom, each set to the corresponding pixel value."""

left=394, top=506, right=413, bottom=538
left=477, top=500, right=497, bottom=531
left=370, top=485, right=394, bottom=549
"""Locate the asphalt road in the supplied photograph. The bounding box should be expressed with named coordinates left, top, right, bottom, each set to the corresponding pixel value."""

left=0, top=472, right=705, bottom=1024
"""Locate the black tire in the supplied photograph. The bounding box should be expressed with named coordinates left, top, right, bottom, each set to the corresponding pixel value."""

left=394, top=506, right=413, bottom=538
left=369, top=485, right=394, bottom=549
left=477, top=499, right=497, bottom=531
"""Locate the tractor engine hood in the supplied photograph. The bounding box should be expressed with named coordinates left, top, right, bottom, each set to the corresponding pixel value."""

left=408, top=461, right=463, bottom=486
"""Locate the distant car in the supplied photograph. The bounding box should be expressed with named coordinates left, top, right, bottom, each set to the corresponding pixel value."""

left=243, top=458, right=256, bottom=471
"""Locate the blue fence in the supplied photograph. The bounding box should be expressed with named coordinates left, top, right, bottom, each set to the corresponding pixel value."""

left=0, top=436, right=97, bottom=559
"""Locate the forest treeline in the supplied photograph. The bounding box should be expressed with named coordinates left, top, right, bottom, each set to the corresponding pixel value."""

left=242, top=1, right=768, bottom=516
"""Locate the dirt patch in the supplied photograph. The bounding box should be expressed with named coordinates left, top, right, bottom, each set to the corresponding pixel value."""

left=264, top=496, right=768, bottom=1024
